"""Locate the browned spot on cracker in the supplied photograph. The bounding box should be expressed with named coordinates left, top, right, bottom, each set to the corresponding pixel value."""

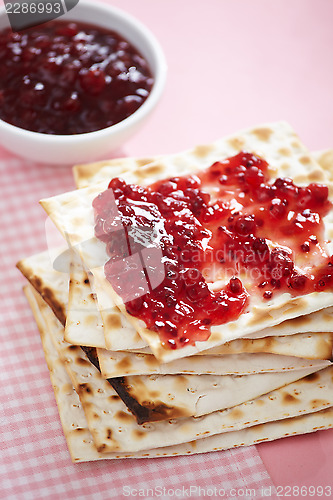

left=84, top=278, right=90, bottom=285
left=173, top=375, right=188, bottom=390
left=40, top=287, right=66, bottom=325
left=143, top=355, right=159, bottom=368
left=253, top=424, right=264, bottom=432
left=34, top=277, right=42, bottom=288
left=309, top=169, right=325, bottom=182
left=106, top=429, right=112, bottom=439
left=283, top=392, right=299, bottom=404
left=90, top=293, right=97, bottom=301
left=72, top=217, right=84, bottom=228
left=74, top=160, right=111, bottom=181
left=291, top=140, right=302, bottom=150
left=115, top=356, right=132, bottom=371
left=68, top=345, right=80, bottom=351
left=109, top=395, right=120, bottom=401
left=142, top=164, right=164, bottom=176
left=84, top=314, right=98, bottom=327
left=228, top=137, right=245, bottom=150
left=106, top=313, right=122, bottom=330
left=295, top=170, right=326, bottom=184
left=77, top=357, right=90, bottom=366
left=281, top=162, right=290, bottom=171
left=193, top=144, right=214, bottom=157
left=280, top=165, right=289, bottom=174
left=278, top=147, right=291, bottom=157
left=251, top=127, right=272, bottom=142
left=136, top=157, right=155, bottom=167
left=317, top=150, right=333, bottom=178
left=78, top=383, right=92, bottom=395
left=282, top=416, right=297, bottom=425
left=150, top=391, right=160, bottom=398
left=311, top=399, right=329, bottom=409
left=299, top=155, right=311, bottom=165
left=304, top=372, right=320, bottom=382
left=132, top=429, right=146, bottom=440
left=20, top=270, right=67, bottom=325
left=115, top=411, right=133, bottom=423
left=228, top=408, right=244, bottom=419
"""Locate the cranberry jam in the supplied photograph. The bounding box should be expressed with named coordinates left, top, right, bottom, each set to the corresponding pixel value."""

left=0, top=21, right=153, bottom=134
left=93, top=152, right=333, bottom=349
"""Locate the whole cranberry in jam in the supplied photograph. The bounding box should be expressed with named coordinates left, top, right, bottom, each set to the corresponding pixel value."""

left=0, top=21, right=153, bottom=134
left=93, top=151, right=333, bottom=350
left=234, top=215, right=256, bottom=236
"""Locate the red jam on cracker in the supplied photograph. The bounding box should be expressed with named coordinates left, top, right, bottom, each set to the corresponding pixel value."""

left=93, top=152, right=333, bottom=349
left=0, top=21, right=153, bottom=134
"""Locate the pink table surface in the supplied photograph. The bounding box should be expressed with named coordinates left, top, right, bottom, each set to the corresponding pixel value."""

left=1, top=0, right=333, bottom=497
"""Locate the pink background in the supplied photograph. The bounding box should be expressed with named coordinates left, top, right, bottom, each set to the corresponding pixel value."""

left=104, top=0, right=333, bottom=157
left=1, top=0, right=333, bottom=496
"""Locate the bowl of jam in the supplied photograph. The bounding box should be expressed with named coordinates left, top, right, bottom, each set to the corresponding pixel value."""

left=0, top=1, right=167, bottom=165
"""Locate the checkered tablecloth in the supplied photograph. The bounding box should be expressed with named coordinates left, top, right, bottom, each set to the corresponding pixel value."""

left=0, top=151, right=276, bottom=499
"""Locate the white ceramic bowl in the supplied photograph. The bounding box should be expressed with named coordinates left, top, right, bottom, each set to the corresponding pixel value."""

left=0, top=1, right=167, bottom=165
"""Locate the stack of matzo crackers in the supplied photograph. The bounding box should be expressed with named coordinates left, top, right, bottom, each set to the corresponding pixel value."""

left=17, top=122, right=333, bottom=462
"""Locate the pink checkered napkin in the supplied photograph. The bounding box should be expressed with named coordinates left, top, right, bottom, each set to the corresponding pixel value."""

left=0, top=152, right=275, bottom=500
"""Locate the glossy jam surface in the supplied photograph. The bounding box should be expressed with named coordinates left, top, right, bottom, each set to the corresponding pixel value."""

left=0, top=21, right=153, bottom=134
left=93, top=152, right=333, bottom=349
